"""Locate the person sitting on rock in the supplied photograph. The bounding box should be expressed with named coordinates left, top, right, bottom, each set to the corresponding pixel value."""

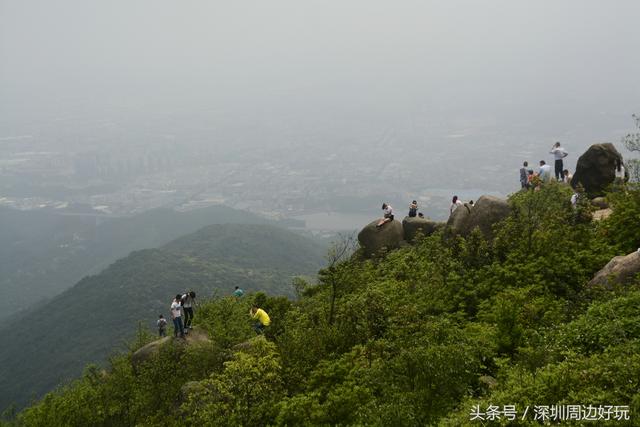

left=377, top=203, right=394, bottom=227
left=468, top=200, right=474, bottom=207
left=563, top=169, right=573, bottom=183
left=233, top=286, right=244, bottom=298
left=418, top=212, right=424, bottom=219
left=450, top=196, right=463, bottom=215
left=171, top=294, right=185, bottom=338
left=408, top=200, right=418, bottom=217
left=157, top=314, right=167, bottom=337
left=250, top=305, right=271, bottom=335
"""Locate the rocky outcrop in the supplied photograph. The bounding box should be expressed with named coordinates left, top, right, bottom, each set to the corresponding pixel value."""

left=446, top=203, right=473, bottom=234
left=571, top=143, right=624, bottom=196
left=589, top=251, right=640, bottom=288
left=447, top=196, right=510, bottom=239
left=131, top=327, right=212, bottom=368
left=593, top=208, right=613, bottom=222
left=591, top=197, right=609, bottom=209
left=357, top=220, right=404, bottom=256
left=402, top=216, right=443, bottom=242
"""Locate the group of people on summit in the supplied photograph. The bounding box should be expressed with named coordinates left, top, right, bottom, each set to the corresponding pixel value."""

left=519, top=142, right=571, bottom=189
left=156, top=286, right=270, bottom=339
left=377, top=142, right=576, bottom=226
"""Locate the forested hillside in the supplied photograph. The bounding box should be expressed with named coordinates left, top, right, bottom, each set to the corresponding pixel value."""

left=0, top=224, right=326, bottom=411
left=0, top=205, right=283, bottom=320
left=6, top=183, right=640, bottom=426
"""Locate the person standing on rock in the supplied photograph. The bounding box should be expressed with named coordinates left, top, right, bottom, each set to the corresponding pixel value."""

left=539, top=160, right=552, bottom=183
left=520, top=161, right=529, bottom=189
left=181, top=291, right=196, bottom=331
left=550, top=142, right=569, bottom=181
left=450, top=196, right=463, bottom=215
left=250, top=305, right=271, bottom=335
left=377, top=203, right=394, bottom=227
left=171, top=294, right=185, bottom=338
left=408, top=200, right=418, bottom=217
left=233, top=286, right=244, bottom=298
left=157, top=314, right=167, bottom=337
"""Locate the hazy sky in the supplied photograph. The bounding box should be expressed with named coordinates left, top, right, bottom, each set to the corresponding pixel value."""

left=1, top=0, right=639, bottom=145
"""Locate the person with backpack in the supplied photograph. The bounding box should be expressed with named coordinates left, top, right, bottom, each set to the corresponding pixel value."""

left=250, top=305, right=271, bottom=335
left=157, top=314, right=167, bottom=337
left=181, top=291, right=196, bottom=331
left=170, top=294, right=185, bottom=338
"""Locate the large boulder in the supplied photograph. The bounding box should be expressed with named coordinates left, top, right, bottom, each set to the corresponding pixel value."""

left=448, top=196, right=510, bottom=239
left=588, top=251, right=640, bottom=288
left=358, top=219, right=404, bottom=256
left=446, top=203, right=473, bottom=234
left=131, top=327, right=211, bottom=368
left=402, top=216, right=443, bottom=242
left=571, top=143, right=624, bottom=196
left=591, top=197, right=609, bottom=209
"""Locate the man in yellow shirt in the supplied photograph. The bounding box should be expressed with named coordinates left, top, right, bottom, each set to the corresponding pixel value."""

left=250, top=305, right=271, bottom=335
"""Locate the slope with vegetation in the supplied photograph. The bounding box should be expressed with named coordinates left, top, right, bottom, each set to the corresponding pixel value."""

left=0, top=204, right=287, bottom=320
left=0, top=224, right=326, bottom=412
left=6, top=183, right=640, bottom=426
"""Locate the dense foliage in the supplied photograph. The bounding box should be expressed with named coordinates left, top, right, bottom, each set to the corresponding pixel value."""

left=6, top=183, right=640, bottom=426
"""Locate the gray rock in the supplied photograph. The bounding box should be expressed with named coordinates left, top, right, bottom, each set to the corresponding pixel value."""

left=446, top=203, right=473, bottom=234
left=357, top=219, right=404, bottom=256
left=402, top=216, right=442, bottom=242
left=448, top=196, right=510, bottom=239
left=591, top=197, right=609, bottom=209
left=589, top=251, right=640, bottom=288
left=131, top=327, right=211, bottom=368
left=571, top=143, right=624, bottom=196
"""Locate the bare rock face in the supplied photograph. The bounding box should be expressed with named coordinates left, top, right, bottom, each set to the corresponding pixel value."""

left=402, top=216, right=443, bottom=242
left=131, top=327, right=211, bottom=368
left=357, top=220, right=404, bottom=256
left=593, top=208, right=613, bottom=222
left=591, top=197, right=609, bottom=209
left=448, top=196, right=510, bottom=239
left=571, top=143, right=624, bottom=196
left=589, top=251, right=640, bottom=288
left=446, top=203, right=473, bottom=234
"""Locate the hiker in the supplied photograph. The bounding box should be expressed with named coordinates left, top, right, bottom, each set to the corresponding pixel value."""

left=377, top=203, right=394, bottom=227
left=539, top=160, right=552, bottom=183
left=233, top=286, right=244, bottom=298
left=181, top=291, right=196, bottom=330
left=468, top=200, right=474, bottom=207
left=157, top=314, right=167, bottom=337
left=450, top=196, right=463, bottom=215
left=527, top=169, right=535, bottom=187
left=519, top=161, right=529, bottom=189
left=408, top=200, right=418, bottom=217
left=170, top=294, right=185, bottom=338
left=550, top=142, right=568, bottom=181
left=417, top=212, right=424, bottom=219
left=563, top=169, right=573, bottom=183
left=250, top=305, right=271, bottom=335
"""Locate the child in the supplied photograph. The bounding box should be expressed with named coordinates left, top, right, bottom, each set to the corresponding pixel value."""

left=157, top=314, right=167, bottom=337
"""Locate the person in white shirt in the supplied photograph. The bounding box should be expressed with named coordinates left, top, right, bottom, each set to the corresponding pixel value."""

left=450, top=196, right=463, bottom=215
left=539, top=160, right=552, bottom=183
left=170, top=294, right=185, bottom=338
left=550, top=142, right=569, bottom=181
left=377, top=203, right=394, bottom=227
